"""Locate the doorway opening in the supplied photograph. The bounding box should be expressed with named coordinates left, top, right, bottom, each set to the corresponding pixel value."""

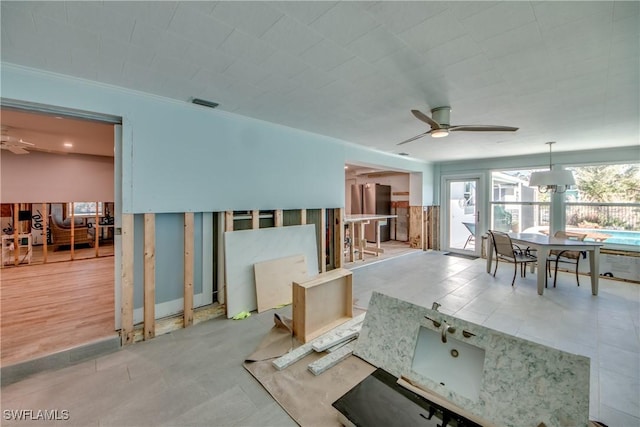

left=443, top=177, right=482, bottom=258
left=1, top=102, right=120, bottom=367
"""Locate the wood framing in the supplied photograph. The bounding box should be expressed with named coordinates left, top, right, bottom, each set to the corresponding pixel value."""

left=184, top=212, right=194, bottom=327
left=319, top=208, right=326, bottom=272
left=333, top=208, right=344, bottom=268
left=225, top=211, right=234, bottom=232
left=292, top=268, right=353, bottom=343
left=94, top=204, right=100, bottom=257
left=42, top=203, right=48, bottom=264
left=70, top=202, right=75, bottom=260
left=144, top=213, right=156, bottom=340
left=13, top=203, right=18, bottom=266
left=300, top=209, right=307, bottom=225
left=274, top=209, right=283, bottom=227
left=408, top=206, right=424, bottom=249
left=251, top=209, right=259, bottom=229
left=223, top=211, right=233, bottom=317
left=121, top=213, right=135, bottom=345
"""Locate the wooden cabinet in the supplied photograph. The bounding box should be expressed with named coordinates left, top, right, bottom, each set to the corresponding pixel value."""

left=292, top=268, right=353, bottom=343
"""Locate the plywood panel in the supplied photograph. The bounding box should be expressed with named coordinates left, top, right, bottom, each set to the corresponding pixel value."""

left=224, top=224, right=319, bottom=318
left=254, top=254, right=308, bottom=313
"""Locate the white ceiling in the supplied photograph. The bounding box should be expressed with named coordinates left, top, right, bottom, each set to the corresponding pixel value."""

left=1, top=1, right=638, bottom=162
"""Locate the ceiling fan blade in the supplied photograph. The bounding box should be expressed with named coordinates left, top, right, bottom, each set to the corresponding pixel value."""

left=411, top=110, right=441, bottom=129
left=4, top=145, right=29, bottom=154
left=448, top=125, right=519, bottom=132
left=397, top=131, right=431, bottom=145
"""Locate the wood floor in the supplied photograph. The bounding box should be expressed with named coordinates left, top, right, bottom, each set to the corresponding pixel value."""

left=0, top=254, right=116, bottom=367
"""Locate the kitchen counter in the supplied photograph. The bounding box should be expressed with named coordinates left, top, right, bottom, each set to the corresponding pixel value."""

left=354, top=292, right=590, bottom=427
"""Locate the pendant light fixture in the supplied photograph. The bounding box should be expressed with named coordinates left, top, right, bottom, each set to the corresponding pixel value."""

left=528, top=142, right=575, bottom=193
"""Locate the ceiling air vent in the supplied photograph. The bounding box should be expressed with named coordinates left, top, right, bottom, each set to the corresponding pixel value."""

left=191, top=98, right=219, bottom=109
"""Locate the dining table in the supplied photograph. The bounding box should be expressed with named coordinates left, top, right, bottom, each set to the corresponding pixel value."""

left=486, top=232, right=604, bottom=296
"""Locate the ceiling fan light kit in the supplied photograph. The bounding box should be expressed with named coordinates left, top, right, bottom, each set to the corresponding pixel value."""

left=528, top=141, right=576, bottom=194
left=431, top=128, right=449, bottom=138
left=397, top=106, right=518, bottom=145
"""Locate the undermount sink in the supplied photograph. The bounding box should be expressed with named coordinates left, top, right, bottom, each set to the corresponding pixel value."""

left=411, top=326, right=486, bottom=402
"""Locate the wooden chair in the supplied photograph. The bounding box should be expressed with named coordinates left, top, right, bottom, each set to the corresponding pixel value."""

left=546, top=231, right=587, bottom=288
left=488, top=230, right=538, bottom=286
left=50, top=215, right=94, bottom=251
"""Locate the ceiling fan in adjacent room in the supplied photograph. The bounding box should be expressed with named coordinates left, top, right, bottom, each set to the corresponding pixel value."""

left=0, top=126, right=35, bottom=154
left=397, top=107, right=519, bottom=145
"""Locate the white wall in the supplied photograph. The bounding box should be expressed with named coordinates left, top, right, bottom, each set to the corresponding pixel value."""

left=1, top=151, right=114, bottom=203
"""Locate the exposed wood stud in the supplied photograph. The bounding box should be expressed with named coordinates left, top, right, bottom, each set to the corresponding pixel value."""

left=13, top=203, right=19, bottom=266
left=42, top=203, right=48, bottom=264
left=274, top=209, right=283, bottom=227
left=225, top=211, right=233, bottom=232
left=251, top=209, right=259, bottom=229
left=70, top=202, right=75, bottom=261
left=223, top=211, right=233, bottom=317
left=184, top=212, right=194, bottom=327
left=334, top=208, right=344, bottom=268
left=320, top=208, right=326, bottom=273
left=95, top=202, right=100, bottom=257
left=121, top=213, right=135, bottom=345
left=144, top=213, right=156, bottom=340
left=300, top=209, right=307, bottom=225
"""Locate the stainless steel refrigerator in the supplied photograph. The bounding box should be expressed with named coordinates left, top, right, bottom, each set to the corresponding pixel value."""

left=350, top=183, right=391, bottom=242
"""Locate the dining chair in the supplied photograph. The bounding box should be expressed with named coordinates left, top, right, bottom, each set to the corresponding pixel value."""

left=462, top=222, right=475, bottom=249
left=546, top=230, right=587, bottom=288
left=488, top=230, right=538, bottom=286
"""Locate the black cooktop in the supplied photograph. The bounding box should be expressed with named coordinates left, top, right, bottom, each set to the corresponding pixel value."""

left=332, top=368, right=482, bottom=427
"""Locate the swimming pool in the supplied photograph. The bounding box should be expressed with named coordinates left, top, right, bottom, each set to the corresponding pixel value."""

left=585, top=229, right=640, bottom=246
left=522, top=227, right=640, bottom=248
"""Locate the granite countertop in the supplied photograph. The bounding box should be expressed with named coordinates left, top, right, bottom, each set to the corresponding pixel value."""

left=354, top=292, right=590, bottom=427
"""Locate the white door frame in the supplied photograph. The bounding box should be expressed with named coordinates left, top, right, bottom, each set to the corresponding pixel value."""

left=441, top=173, right=485, bottom=257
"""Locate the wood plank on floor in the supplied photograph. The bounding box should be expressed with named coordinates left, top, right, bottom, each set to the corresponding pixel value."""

left=0, top=256, right=116, bottom=367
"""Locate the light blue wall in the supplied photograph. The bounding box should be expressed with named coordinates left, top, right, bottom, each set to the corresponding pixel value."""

left=1, top=63, right=433, bottom=309
left=1, top=64, right=433, bottom=213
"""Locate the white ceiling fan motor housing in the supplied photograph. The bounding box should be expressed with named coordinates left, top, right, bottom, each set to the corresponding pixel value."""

left=431, top=106, right=451, bottom=127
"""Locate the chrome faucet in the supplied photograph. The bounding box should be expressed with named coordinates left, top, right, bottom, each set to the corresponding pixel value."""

left=441, top=322, right=456, bottom=343
left=431, top=302, right=441, bottom=311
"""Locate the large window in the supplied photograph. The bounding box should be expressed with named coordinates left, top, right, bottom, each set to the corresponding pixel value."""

left=565, top=164, right=640, bottom=247
left=67, top=202, right=103, bottom=217
left=491, top=170, right=549, bottom=233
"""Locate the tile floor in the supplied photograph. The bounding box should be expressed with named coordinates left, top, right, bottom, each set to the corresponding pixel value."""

left=1, top=251, right=638, bottom=426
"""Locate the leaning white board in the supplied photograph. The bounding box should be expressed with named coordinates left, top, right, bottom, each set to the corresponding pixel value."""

left=224, top=224, right=319, bottom=319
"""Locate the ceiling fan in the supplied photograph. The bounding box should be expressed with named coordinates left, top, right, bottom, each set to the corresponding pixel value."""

left=1, top=126, right=35, bottom=154
left=397, top=107, right=519, bottom=145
